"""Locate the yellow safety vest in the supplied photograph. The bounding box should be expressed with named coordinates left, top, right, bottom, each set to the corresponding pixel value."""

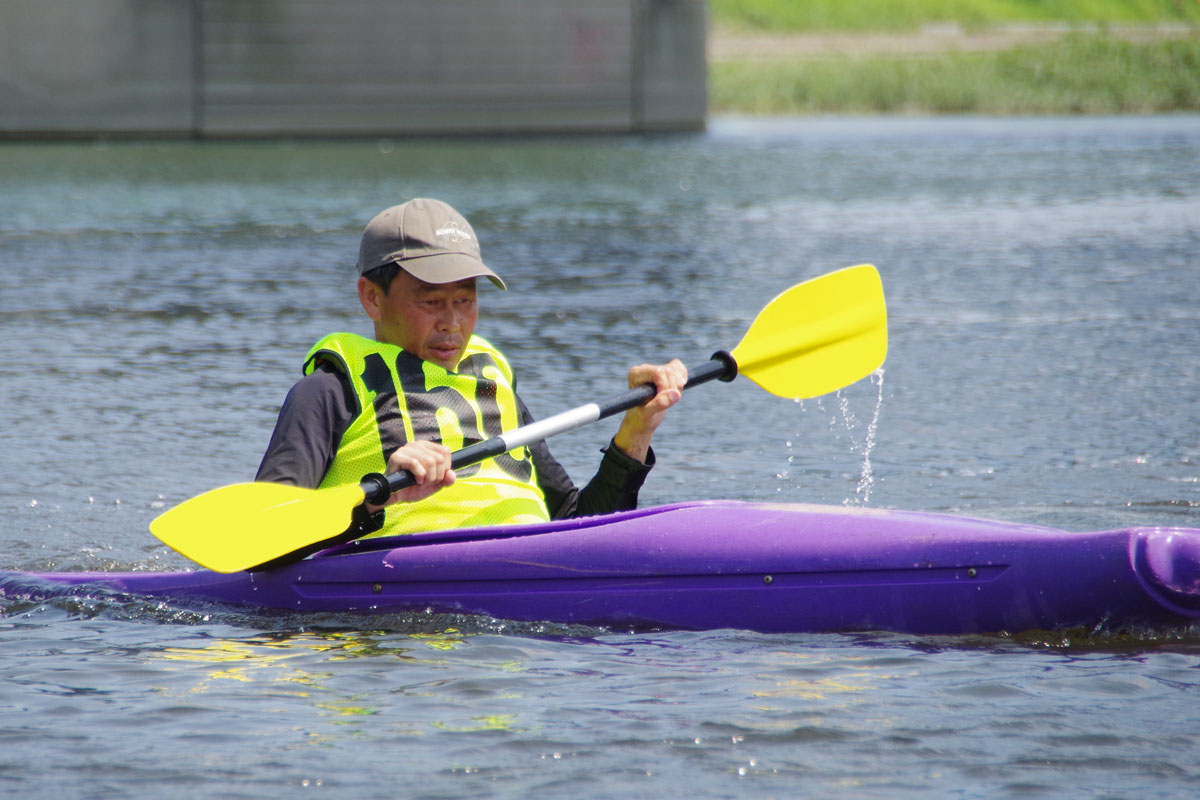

left=304, top=331, right=549, bottom=536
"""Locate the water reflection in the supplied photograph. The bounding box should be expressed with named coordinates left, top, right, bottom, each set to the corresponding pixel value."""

left=150, top=628, right=473, bottom=731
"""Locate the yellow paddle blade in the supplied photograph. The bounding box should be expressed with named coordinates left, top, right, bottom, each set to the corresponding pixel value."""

left=731, top=264, right=887, bottom=399
left=149, top=481, right=367, bottom=573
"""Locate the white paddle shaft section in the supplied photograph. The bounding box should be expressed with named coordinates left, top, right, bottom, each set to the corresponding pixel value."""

left=499, top=403, right=602, bottom=450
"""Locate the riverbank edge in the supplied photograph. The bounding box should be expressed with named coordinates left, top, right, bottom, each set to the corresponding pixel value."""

left=710, top=21, right=1199, bottom=59
left=708, top=24, right=1200, bottom=115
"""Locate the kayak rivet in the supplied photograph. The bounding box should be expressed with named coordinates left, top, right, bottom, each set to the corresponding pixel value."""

left=967, top=568, right=978, bottom=579
left=372, top=583, right=383, bottom=594
left=763, top=575, right=773, bottom=585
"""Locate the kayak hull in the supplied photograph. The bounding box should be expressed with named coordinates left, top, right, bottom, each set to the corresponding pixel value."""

left=4, top=501, right=1199, bottom=634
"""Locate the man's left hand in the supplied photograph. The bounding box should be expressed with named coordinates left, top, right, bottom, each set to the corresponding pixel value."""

left=613, top=359, right=688, bottom=462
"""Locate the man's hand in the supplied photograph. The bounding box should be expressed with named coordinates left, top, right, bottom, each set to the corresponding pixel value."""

left=371, top=440, right=456, bottom=508
left=613, top=359, right=688, bottom=463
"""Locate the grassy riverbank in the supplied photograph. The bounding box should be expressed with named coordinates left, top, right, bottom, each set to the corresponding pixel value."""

left=711, top=0, right=1200, bottom=32
left=709, top=0, right=1200, bottom=114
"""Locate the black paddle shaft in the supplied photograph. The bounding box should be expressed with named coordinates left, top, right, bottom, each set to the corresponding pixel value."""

left=360, top=350, right=738, bottom=504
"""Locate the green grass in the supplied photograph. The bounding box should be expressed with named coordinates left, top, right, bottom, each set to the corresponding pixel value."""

left=711, top=0, right=1200, bottom=32
left=710, top=35, right=1200, bottom=114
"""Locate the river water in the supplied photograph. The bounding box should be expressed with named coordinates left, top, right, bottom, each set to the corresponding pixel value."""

left=1, top=116, right=1198, bottom=798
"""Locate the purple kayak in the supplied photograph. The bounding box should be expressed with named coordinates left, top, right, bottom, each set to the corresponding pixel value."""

left=4, top=501, right=1200, bottom=634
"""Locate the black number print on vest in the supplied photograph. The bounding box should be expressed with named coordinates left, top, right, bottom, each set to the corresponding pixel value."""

left=360, top=350, right=532, bottom=482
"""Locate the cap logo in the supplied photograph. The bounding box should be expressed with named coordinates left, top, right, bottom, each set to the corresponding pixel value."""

left=435, top=221, right=473, bottom=245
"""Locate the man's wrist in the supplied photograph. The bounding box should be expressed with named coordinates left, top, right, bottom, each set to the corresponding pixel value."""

left=612, top=428, right=652, bottom=463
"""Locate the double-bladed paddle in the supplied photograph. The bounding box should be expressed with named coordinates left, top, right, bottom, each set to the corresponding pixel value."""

left=150, top=263, right=888, bottom=573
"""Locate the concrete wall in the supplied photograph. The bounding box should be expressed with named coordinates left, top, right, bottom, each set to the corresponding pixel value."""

left=0, top=0, right=197, bottom=135
left=0, top=0, right=705, bottom=137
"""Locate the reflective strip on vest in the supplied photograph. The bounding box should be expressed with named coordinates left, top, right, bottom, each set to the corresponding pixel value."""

left=304, top=332, right=549, bottom=535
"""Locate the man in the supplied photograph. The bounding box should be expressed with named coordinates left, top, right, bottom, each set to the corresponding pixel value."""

left=256, top=198, right=687, bottom=538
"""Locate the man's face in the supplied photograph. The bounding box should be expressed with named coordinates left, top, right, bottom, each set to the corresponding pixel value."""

left=360, top=269, right=478, bottom=370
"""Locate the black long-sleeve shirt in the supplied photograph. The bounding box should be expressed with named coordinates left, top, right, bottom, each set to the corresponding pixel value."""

left=255, top=363, right=654, bottom=520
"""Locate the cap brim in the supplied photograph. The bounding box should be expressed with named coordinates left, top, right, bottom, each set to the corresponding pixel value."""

left=396, top=253, right=507, bottom=291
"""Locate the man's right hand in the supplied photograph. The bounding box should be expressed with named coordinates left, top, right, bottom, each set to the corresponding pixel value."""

left=371, top=440, right=456, bottom=508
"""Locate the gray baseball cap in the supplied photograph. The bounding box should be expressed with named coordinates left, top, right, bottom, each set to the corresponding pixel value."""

left=356, top=198, right=506, bottom=290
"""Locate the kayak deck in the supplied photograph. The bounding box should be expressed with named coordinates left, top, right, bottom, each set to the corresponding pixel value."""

left=4, top=501, right=1199, bottom=634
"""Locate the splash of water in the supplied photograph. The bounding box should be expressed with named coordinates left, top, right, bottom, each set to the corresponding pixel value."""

left=777, top=368, right=885, bottom=505
left=847, top=368, right=885, bottom=505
